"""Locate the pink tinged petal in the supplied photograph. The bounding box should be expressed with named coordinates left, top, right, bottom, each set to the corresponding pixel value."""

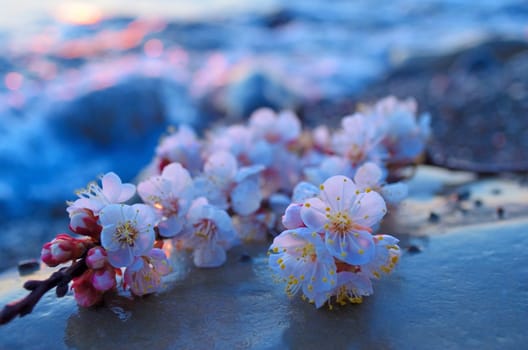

left=69, top=212, right=86, bottom=228
left=277, top=110, right=301, bottom=142
left=157, top=215, right=185, bottom=238
left=204, top=151, right=238, bottom=180
left=381, top=183, right=408, bottom=204
left=270, top=229, right=308, bottom=251
left=187, top=197, right=209, bottom=223
left=118, top=183, right=136, bottom=202
left=137, top=176, right=162, bottom=205
left=282, top=204, right=304, bottom=229
left=193, top=243, right=227, bottom=268
left=231, top=178, right=261, bottom=216
left=292, top=182, right=319, bottom=203
left=91, top=269, right=116, bottom=292
left=149, top=249, right=171, bottom=275
left=101, top=172, right=123, bottom=202
left=319, top=175, right=357, bottom=211
left=300, top=197, right=329, bottom=232
left=354, top=162, right=384, bottom=189
left=107, top=246, right=134, bottom=268
left=249, top=108, right=275, bottom=133
left=325, top=230, right=374, bottom=265
left=162, top=162, right=193, bottom=193
left=350, top=191, right=387, bottom=227
left=86, top=247, right=107, bottom=269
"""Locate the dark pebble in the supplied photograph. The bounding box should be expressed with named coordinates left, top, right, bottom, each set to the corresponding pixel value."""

left=491, top=188, right=502, bottom=195
left=428, top=212, right=440, bottom=223
left=474, top=199, right=483, bottom=207
left=17, top=259, right=40, bottom=276
left=456, top=189, right=471, bottom=201
left=497, top=206, right=505, bottom=219
left=407, top=245, right=422, bottom=254
left=239, top=254, right=252, bottom=262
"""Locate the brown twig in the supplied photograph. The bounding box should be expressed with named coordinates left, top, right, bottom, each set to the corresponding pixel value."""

left=0, top=258, right=87, bottom=325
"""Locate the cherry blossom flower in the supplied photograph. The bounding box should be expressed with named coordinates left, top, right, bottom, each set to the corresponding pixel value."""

left=99, top=203, right=156, bottom=268
left=354, top=162, right=408, bottom=205
left=300, top=175, right=387, bottom=265
left=138, top=162, right=194, bottom=238
left=194, top=151, right=263, bottom=216
left=180, top=197, right=237, bottom=268
left=248, top=108, right=301, bottom=145
left=124, top=248, right=171, bottom=296
left=369, top=96, right=431, bottom=163
left=67, top=172, right=136, bottom=237
left=155, top=125, right=203, bottom=175
left=207, top=124, right=273, bottom=167
left=269, top=228, right=337, bottom=308
left=41, top=234, right=92, bottom=267
left=332, top=113, right=386, bottom=167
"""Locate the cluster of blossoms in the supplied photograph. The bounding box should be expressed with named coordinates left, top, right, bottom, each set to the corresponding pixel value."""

left=36, top=95, right=428, bottom=309
left=42, top=172, right=171, bottom=306
left=269, top=175, right=401, bottom=308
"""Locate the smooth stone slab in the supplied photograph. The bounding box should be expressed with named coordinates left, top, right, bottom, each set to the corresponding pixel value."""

left=1, top=217, right=527, bottom=349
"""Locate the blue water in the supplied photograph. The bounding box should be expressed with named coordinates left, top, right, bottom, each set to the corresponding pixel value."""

left=0, top=0, right=527, bottom=221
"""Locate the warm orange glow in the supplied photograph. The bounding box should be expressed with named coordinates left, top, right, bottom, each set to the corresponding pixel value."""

left=56, top=2, right=102, bottom=25
left=4, top=72, right=23, bottom=91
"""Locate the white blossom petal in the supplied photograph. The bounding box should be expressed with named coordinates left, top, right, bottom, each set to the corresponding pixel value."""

left=231, top=178, right=261, bottom=216
left=350, top=192, right=387, bottom=227
left=300, top=197, right=328, bottom=232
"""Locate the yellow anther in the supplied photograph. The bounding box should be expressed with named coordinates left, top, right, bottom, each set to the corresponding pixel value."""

left=304, top=203, right=311, bottom=208
left=320, top=185, right=325, bottom=190
left=358, top=249, right=364, bottom=255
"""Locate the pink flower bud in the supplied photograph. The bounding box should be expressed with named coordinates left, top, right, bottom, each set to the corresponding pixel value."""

left=282, top=203, right=304, bottom=229
left=91, top=266, right=116, bottom=292
left=86, top=247, right=107, bottom=269
left=41, top=234, right=91, bottom=267
left=72, top=270, right=103, bottom=307
left=69, top=208, right=102, bottom=239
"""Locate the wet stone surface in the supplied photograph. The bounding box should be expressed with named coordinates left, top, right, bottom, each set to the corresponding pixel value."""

left=1, top=217, right=527, bottom=349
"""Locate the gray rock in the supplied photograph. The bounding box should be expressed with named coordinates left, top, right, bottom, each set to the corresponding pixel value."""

left=1, top=216, right=527, bottom=349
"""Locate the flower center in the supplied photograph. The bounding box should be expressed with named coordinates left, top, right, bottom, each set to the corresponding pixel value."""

left=297, top=242, right=317, bottom=262
left=193, top=219, right=216, bottom=239
left=326, top=211, right=372, bottom=235
left=115, top=221, right=138, bottom=246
